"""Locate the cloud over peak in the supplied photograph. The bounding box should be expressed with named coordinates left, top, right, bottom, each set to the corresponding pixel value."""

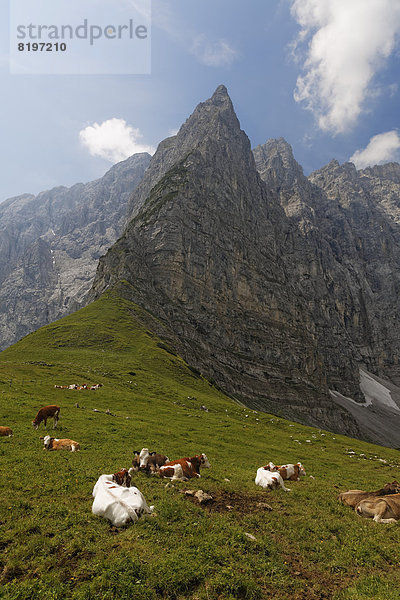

left=79, top=118, right=155, bottom=163
left=191, top=34, right=238, bottom=67
left=291, top=0, right=400, bottom=134
left=350, top=130, right=400, bottom=169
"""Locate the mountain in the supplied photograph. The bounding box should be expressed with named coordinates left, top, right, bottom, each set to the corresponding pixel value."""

left=89, top=86, right=361, bottom=438
left=0, top=152, right=150, bottom=350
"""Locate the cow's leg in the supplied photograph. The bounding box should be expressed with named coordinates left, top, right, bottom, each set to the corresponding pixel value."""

left=278, top=479, right=291, bottom=492
left=53, top=415, right=58, bottom=429
left=378, top=517, right=398, bottom=524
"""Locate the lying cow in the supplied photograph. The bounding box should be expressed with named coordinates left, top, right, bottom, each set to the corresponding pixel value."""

left=138, top=448, right=169, bottom=474
left=0, top=426, right=12, bottom=437
left=159, top=454, right=211, bottom=480
left=92, top=473, right=153, bottom=527
left=130, top=450, right=141, bottom=473
left=338, top=481, right=400, bottom=508
left=43, top=435, right=80, bottom=452
left=255, top=466, right=291, bottom=492
left=32, top=405, right=60, bottom=429
left=266, top=461, right=306, bottom=481
left=112, top=469, right=131, bottom=487
left=356, top=494, right=400, bottom=523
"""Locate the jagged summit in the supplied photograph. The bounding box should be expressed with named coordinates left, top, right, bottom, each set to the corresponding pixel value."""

left=253, top=138, right=305, bottom=192
left=124, top=85, right=253, bottom=222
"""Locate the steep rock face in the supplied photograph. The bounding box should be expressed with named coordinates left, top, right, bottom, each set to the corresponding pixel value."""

left=90, top=87, right=360, bottom=436
left=309, top=160, right=400, bottom=386
left=0, top=153, right=150, bottom=349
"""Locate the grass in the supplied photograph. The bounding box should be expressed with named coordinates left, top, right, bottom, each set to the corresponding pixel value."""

left=1, top=287, right=400, bottom=599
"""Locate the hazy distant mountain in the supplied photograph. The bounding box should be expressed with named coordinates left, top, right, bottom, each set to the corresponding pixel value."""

left=0, top=152, right=150, bottom=350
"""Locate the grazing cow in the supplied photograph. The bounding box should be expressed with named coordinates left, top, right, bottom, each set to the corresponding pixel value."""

left=32, top=405, right=60, bottom=429
left=255, top=466, right=291, bottom=492
left=0, top=426, right=12, bottom=437
left=159, top=454, right=211, bottom=480
left=43, top=435, right=80, bottom=452
left=139, top=448, right=169, bottom=473
left=266, top=461, right=306, bottom=481
left=92, top=474, right=153, bottom=527
left=356, top=494, right=400, bottom=523
left=338, top=481, right=400, bottom=508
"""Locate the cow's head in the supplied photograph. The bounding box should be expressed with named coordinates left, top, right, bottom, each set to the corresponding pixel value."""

left=139, top=447, right=150, bottom=469
left=200, top=453, right=211, bottom=468
left=264, top=462, right=276, bottom=471
left=383, top=481, right=400, bottom=494
left=297, top=463, right=306, bottom=476
left=32, top=419, right=39, bottom=430
left=131, top=450, right=141, bottom=471
left=43, top=435, right=52, bottom=449
left=112, top=469, right=131, bottom=487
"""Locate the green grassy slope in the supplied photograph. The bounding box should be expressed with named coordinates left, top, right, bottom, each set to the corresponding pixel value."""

left=1, top=289, right=400, bottom=600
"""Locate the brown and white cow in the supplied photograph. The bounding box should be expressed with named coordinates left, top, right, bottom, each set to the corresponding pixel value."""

left=159, top=454, right=210, bottom=480
left=266, top=461, right=306, bottom=481
left=111, top=469, right=131, bottom=487
left=338, top=481, right=400, bottom=508
left=43, top=435, right=80, bottom=452
left=255, top=466, right=291, bottom=491
left=32, top=405, right=60, bottom=429
left=0, top=426, right=12, bottom=437
left=129, top=450, right=141, bottom=473
left=90, top=384, right=103, bottom=390
left=138, top=448, right=169, bottom=474
left=356, top=493, right=400, bottom=523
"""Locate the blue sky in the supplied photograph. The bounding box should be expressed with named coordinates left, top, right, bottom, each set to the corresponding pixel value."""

left=1, top=0, right=400, bottom=200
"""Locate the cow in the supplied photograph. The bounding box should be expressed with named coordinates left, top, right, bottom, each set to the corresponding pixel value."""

left=138, top=448, right=169, bottom=474
left=159, top=454, right=211, bottom=480
left=90, top=384, right=103, bottom=390
left=255, top=466, right=291, bottom=492
left=266, top=461, right=306, bottom=481
left=43, top=435, right=80, bottom=452
left=111, top=469, right=131, bottom=487
left=92, top=474, right=153, bottom=527
left=32, top=405, right=60, bottom=429
left=129, top=450, right=141, bottom=473
left=356, top=494, right=400, bottom=523
left=338, top=481, right=400, bottom=508
left=0, top=426, right=12, bottom=437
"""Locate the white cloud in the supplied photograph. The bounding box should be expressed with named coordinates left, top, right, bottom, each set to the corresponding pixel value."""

left=191, top=34, right=238, bottom=67
left=291, top=0, right=400, bottom=134
left=350, top=131, right=400, bottom=169
left=79, top=118, right=155, bottom=163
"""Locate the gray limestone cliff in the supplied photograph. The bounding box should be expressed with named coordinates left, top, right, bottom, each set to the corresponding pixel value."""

left=89, top=86, right=361, bottom=437
left=0, top=153, right=150, bottom=349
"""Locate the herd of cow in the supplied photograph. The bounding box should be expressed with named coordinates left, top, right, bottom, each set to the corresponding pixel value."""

left=2, top=402, right=400, bottom=526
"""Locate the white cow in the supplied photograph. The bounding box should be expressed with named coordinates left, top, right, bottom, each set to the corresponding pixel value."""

left=92, top=474, right=153, bottom=527
left=255, top=466, right=291, bottom=492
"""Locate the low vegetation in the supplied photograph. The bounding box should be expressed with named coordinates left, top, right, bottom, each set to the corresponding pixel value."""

left=1, top=289, right=400, bottom=599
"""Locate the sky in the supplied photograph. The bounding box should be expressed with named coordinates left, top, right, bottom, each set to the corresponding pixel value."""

left=1, top=0, right=400, bottom=200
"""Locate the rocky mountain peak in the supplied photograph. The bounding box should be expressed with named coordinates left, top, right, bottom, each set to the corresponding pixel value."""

left=125, top=85, right=254, bottom=222
left=253, top=138, right=305, bottom=192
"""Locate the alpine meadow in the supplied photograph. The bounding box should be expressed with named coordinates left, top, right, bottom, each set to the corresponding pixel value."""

left=2, top=288, right=400, bottom=600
